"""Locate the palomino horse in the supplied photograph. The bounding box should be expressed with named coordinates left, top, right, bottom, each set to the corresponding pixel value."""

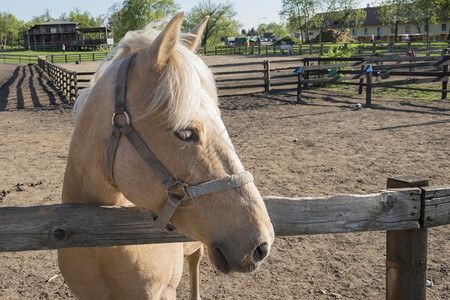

left=58, top=12, right=274, bottom=299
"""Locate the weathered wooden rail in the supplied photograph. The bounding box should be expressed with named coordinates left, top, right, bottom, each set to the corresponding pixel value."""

left=0, top=178, right=448, bottom=299
left=295, top=54, right=449, bottom=106
left=30, top=50, right=450, bottom=103
left=1, top=184, right=448, bottom=252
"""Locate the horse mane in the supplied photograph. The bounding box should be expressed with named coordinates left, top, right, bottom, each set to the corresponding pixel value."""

left=73, top=20, right=218, bottom=130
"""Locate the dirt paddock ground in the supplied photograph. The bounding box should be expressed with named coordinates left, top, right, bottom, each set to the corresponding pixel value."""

left=0, top=55, right=449, bottom=299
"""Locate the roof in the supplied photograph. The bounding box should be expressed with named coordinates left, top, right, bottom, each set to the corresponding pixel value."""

left=79, top=27, right=113, bottom=33
left=34, top=21, right=80, bottom=26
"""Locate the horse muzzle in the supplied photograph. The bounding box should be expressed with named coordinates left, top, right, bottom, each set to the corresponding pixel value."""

left=208, top=239, right=272, bottom=274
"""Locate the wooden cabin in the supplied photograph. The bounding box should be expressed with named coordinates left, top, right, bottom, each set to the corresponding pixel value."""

left=24, top=21, right=113, bottom=51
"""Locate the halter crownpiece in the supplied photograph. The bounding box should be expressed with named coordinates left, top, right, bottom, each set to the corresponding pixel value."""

left=106, top=53, right=255, bottom=232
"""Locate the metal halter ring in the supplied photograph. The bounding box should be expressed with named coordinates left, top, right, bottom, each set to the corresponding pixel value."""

left=112, top=111, right=131, bottom=126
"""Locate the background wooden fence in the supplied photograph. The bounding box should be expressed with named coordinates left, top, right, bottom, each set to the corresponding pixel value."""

left=37, top=58, right=77, bottom=102
left=209, top=41, right=449, bottom=56
left=0, top=177, right=449, bottom=300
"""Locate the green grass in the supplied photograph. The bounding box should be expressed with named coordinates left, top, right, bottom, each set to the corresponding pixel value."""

left=315, top=82, right=444, bottom=101
left=0, top=49, right=110, bottom=64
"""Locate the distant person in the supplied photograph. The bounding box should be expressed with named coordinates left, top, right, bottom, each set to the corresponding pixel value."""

left=370, top=34, right=374, bottom=43
left=62, top=44, right=65, bottom=53
left=376, top=34, right=381, bottom=44
left=405, top=34, right=410, bottom=42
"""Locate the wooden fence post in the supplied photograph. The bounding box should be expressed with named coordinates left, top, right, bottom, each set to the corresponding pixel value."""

left=297, top=72, right=302, bottom=104
left=442, top=55, right=448, bottom=99
left=365, top=70, right=372, bottom=108
left=358, top=65, right=364, bottom=94
left=264, top=60, right=271, bottom=92
left=386, top=176, right=429, bottom=300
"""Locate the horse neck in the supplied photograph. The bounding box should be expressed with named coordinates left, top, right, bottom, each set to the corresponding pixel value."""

left=62, top=76, right=128, bottom=207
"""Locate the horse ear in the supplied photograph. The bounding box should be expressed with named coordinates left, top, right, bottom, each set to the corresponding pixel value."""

left=182, top=16, right=210, bottom=51
left=141, top=12, right=184, bottom=71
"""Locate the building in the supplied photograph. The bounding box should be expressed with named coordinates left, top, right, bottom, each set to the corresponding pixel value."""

left=309, top=6, right=449, bottom=42
left=24, top=21, right=114, bottom=51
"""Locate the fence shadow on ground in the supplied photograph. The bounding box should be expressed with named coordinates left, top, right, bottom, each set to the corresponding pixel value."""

left=0, top=65, right=65, bottom=111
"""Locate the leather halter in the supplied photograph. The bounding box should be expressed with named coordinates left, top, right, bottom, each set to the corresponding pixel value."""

left=106, top=54, right=254, bottom=232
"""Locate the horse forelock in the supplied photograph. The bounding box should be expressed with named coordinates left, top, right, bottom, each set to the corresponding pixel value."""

left=73, top=21, right=218, bottom=130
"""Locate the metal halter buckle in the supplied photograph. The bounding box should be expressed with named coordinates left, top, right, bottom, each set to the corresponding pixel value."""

left=168, top=179, right=190, bottom=201
left=111, top=111, right=131, bottom=126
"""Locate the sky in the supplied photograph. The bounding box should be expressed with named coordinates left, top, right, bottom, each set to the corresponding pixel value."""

left=3, top=0, right=373, bottom=31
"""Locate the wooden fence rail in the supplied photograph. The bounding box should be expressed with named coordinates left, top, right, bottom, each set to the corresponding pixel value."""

left=37, top=52, right=449, bottom=104
left=38, top=58, right=77, bottom=102
left=0, top=184, right=448, bottom=252
left=211, top=41, right=449, bottom=57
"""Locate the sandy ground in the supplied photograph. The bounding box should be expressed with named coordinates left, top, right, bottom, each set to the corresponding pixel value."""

left=0, top=56, right=449, bottom=299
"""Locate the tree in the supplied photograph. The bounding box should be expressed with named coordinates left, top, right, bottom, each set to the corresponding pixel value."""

left=280, top=0, right=319, bottom=43
left=409, top=0, right=449, bottom=40
left=258, top=22, right=289, bottom=38
left=247, top=27, right=258, bottom=36
left=30, top=9, right=54, bottom=25
left=182, top=0, right=241, bottom=47
left=329, top=1, right=366, bottom=42
left=108, top=0, right=179, bottom=41
left=0, top=12, right=22, bottom=48
left=60, top=8, right=106, bottom=28
left=376, top=0, right=410, bottom=42
left=311, top=0, right=339, bottom=43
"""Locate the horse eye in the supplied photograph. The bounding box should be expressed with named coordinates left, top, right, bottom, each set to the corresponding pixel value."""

left=174, top=129, right=199, bottom=142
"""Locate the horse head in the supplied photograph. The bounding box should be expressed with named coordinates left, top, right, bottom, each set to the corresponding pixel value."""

left=74, top=12, right=274, bottom=274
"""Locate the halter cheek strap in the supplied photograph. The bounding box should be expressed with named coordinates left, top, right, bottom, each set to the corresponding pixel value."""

left=106, top=54, right=254, bottom=232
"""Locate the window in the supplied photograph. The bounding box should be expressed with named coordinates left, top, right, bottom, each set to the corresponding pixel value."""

left=406, top=26, right=410, bottom=33
left=377, top=28, right=382, bottom=34
left=352, top=29, right=357, bottom=35
left=391, top=26, right=395, bottom=33
left=45, top=28, right=51, bottom=34
left=442, top=24, right=447, bottom=32
left=63, top=27, right=69, bottom=33
left=364, top=28, right=368, bottom=35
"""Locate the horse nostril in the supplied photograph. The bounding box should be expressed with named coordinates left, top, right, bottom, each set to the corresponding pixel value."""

left=252, top=242, right=269, bottom=263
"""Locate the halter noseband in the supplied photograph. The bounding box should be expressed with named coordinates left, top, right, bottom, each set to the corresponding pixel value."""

left=106, top=54, right=254, bottom=232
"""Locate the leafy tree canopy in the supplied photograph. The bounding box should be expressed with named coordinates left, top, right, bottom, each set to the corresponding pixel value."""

left=182, top=0, right=241, bottom=47
left=108, top=0, right=179, bottom=41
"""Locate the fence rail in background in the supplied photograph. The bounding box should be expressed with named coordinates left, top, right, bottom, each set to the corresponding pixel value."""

left=0, top=52, right=109, bottom=65
left=18, top=48, right=449, bottom=103
left=210, top=41, right=449, bottom=57
left=38, top=58, right=77, bottom=102
left=296, top=55, right=449, bottom=106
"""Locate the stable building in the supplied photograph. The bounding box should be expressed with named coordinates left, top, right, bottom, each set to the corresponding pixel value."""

left=24, top=21, right=113, bottom=51
left=309, top=6, right=449, bottom=42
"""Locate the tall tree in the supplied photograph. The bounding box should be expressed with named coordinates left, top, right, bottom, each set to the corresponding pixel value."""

left=329, top=0, right=367, bottom=42
left=280, top=0, right=319, bottom=43
left=0, top=12, right=21, bottom=48
left=376, top=0, right=410, bottom=42
left=411, top=0, right=449, bottom=39
left=30, top=9, right=54, bottom=25
left=60, top=8, right=106, bottom=28
left=182, top=0, right=241, bottom=47
left=108, top=0, right=179, bottom=41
